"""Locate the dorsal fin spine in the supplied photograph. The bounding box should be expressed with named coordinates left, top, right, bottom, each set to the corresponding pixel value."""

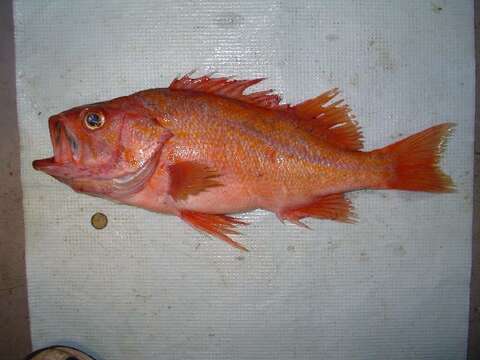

left=169, top=72, right=363, bottom=151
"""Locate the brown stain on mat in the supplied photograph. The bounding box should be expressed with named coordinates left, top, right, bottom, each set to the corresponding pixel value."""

left=368, top=36, right=396, bottom=72
left=214, top=12, right=245, bottom=29
left=431, top=2, right=444, bottom=13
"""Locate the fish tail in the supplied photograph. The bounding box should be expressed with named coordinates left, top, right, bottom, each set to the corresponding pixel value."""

left=377, top=123, right=455, bottom=192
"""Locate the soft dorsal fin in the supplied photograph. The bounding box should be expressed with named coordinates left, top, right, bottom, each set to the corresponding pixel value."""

left=169, top=72, right=289, bottom=110
left=294, top=89, right=363, bottom=151
left=170, top=72, right=362, bottom=151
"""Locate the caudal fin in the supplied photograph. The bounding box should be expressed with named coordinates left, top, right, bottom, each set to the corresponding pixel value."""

left=378, top=123, right=455, bottom=192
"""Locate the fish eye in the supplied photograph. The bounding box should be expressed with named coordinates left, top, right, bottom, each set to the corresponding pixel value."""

left=84, top=111, right=105, bottom=130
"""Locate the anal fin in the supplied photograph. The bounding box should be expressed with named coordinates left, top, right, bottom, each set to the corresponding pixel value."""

left=180, top=210, right=249, bottom=251
left=279, top=193, right=356, bottom=226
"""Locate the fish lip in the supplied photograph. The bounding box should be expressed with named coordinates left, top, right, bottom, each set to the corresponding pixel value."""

left=32, top=157, right=56, bottom=171
left=32, top=157, right=68, bottom=175
left=32, top=156, right=71, bottom=179
left=32, top=156, right=78, bottom=181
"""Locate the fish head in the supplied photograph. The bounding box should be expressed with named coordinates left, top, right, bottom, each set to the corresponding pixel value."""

left=33, top=95, right=170, bottom=198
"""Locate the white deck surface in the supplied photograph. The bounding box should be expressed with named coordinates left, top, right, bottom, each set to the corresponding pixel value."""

left=15, top=1, right=474, bottom=358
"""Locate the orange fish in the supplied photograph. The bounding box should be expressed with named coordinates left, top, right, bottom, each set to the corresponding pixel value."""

left=33, top=72, right=455, bottom=251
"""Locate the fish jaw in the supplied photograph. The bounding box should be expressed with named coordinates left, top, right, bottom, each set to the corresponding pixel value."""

left=32, top=156, right=55, bottom=171
left=33, top=157, right=78, bottom=179
left=33, top=152, right=164, bottom=199
left=32, top=157, right=99, bottom=194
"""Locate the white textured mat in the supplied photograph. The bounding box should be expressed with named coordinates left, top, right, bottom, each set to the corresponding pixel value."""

left=15, top=1, right=474, bottom=359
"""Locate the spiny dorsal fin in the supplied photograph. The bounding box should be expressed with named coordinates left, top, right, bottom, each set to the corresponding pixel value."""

left=170, top=72, right=362, bottom=151
left=294, top=89, right=364, bottom=151
left=169, top=72, right=289, bottom=110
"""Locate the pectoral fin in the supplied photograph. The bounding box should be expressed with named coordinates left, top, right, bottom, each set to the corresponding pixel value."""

left=168, top=161, right=222, bottom=201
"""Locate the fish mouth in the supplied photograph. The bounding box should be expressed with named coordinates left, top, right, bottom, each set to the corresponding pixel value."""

left=32, top=115, right=79, bottom=177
